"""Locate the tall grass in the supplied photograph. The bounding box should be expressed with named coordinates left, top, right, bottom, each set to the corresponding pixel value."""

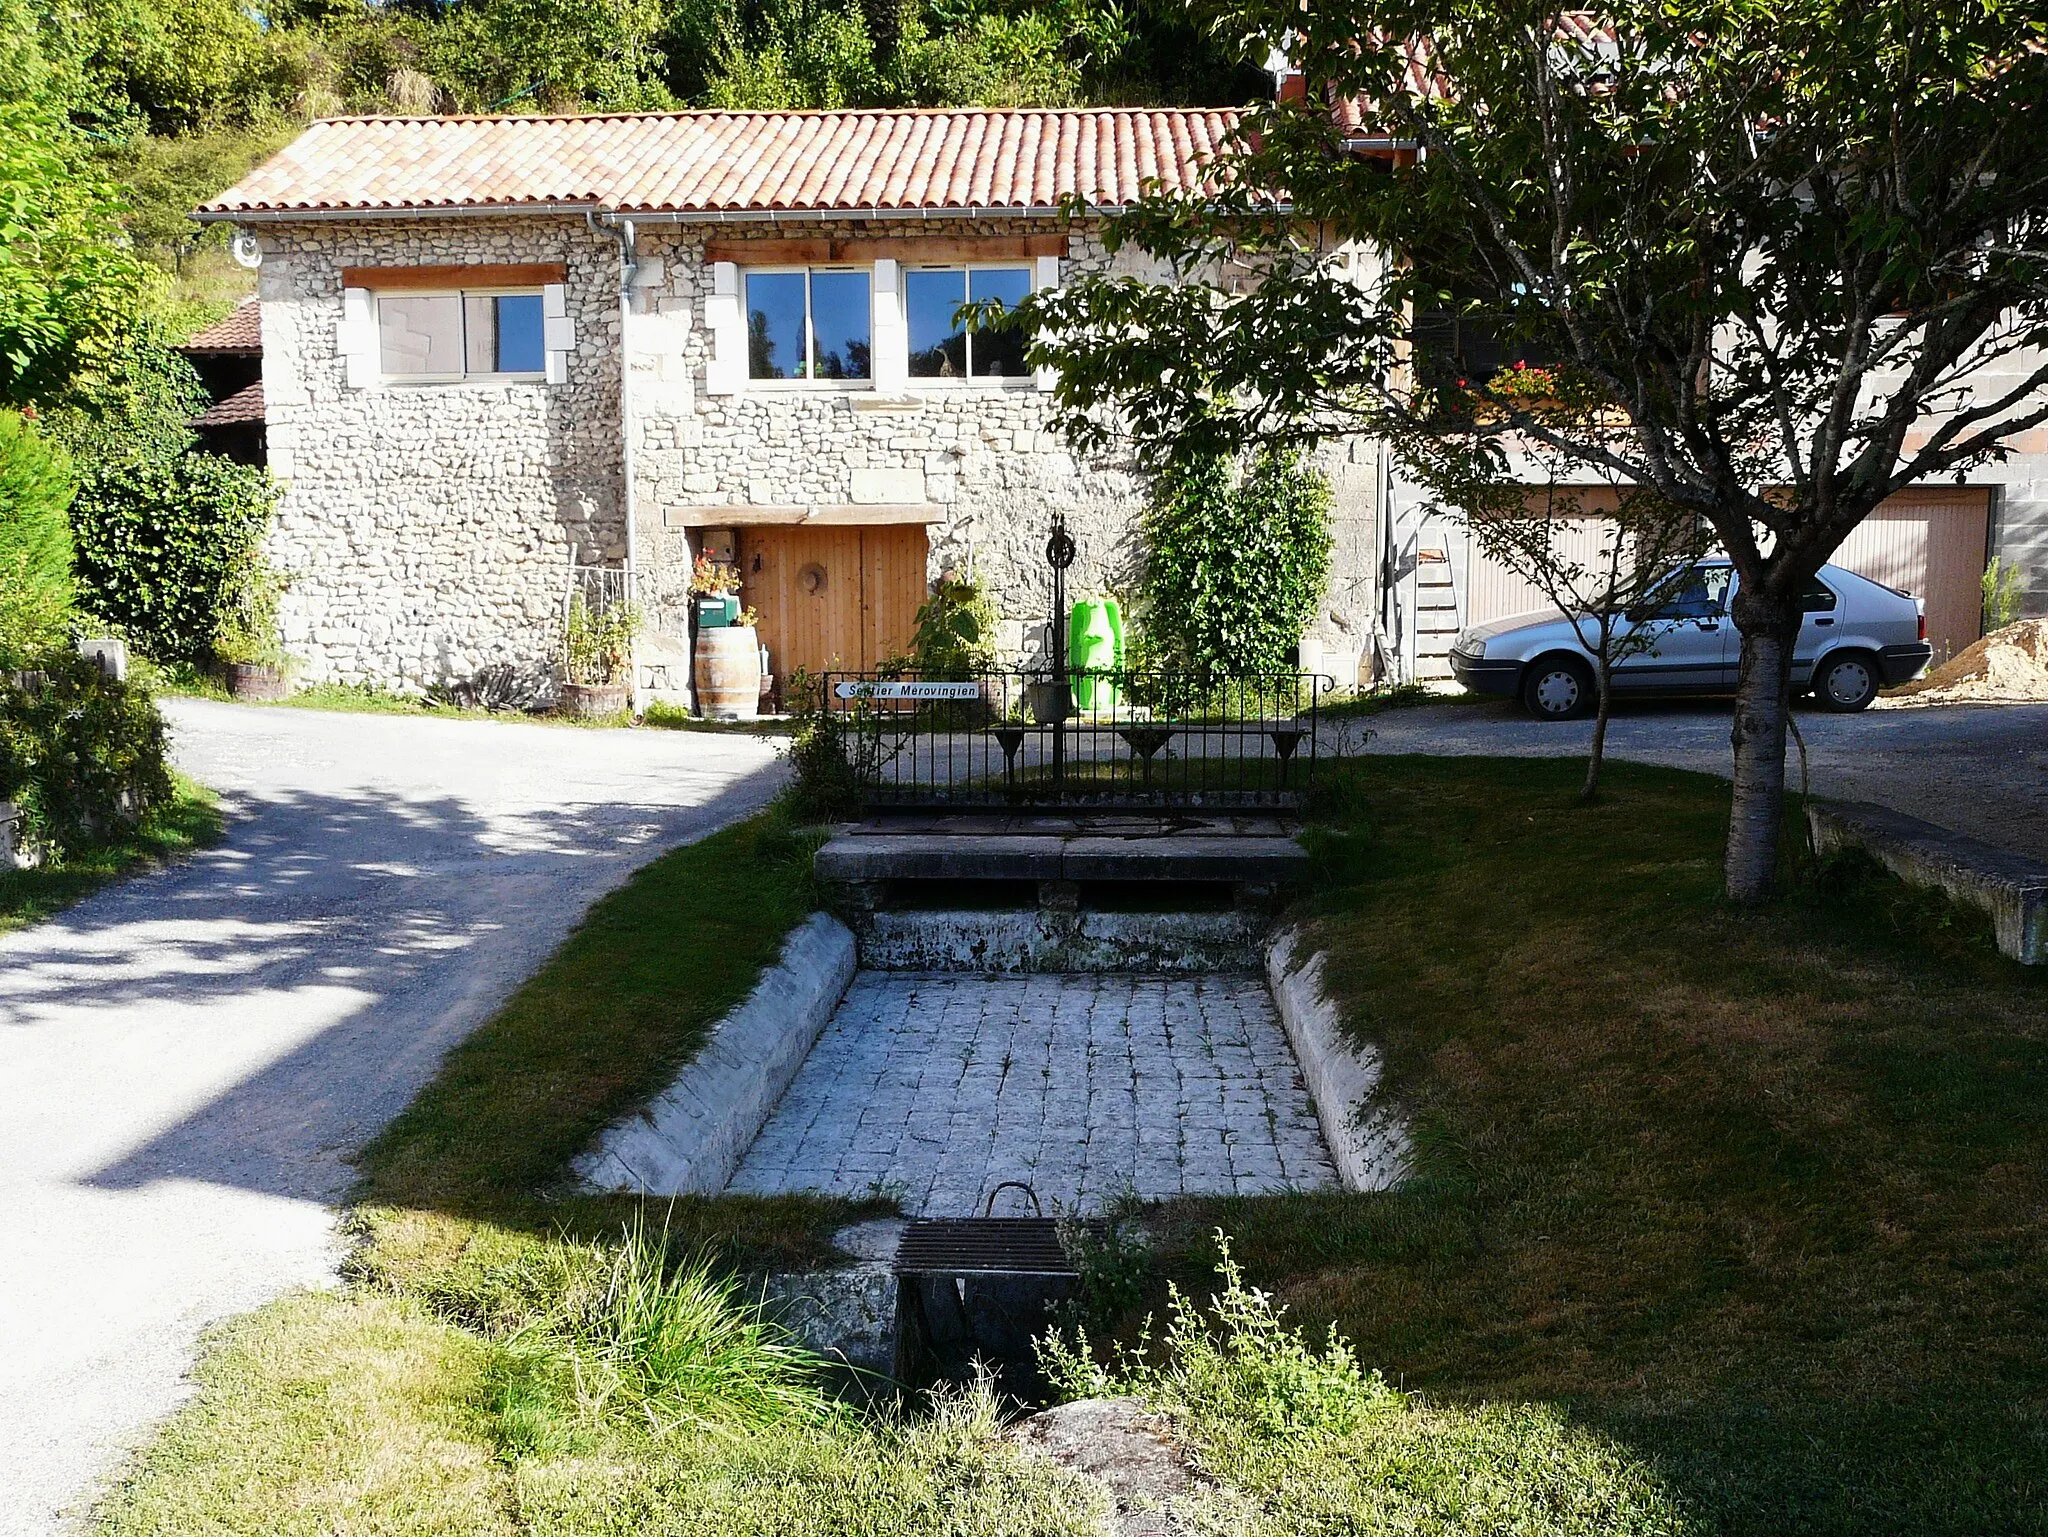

left=1044, top=1236, right=1690, bottom=1536
left=505, top=1216, right=828, bottom=1445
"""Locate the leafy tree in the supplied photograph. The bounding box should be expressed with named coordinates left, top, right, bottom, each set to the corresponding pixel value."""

left=698, top=0, right=881, bottom=108
left=432, top=0, right=676, bottom=110
left=0, top=0, right=153, bottom=404
left=1024, top=0, right=2048, bottom=899
left=1136, top=450, right=1332, bottom=679
left=0, top=408, right=77, bottom=666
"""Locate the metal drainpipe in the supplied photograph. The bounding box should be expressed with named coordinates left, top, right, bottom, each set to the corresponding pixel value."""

left=592, top=210, right=646, bottom=716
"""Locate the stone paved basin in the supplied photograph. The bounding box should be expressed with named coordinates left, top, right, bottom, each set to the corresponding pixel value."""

left=726, top=972, right=1337, bottom=1215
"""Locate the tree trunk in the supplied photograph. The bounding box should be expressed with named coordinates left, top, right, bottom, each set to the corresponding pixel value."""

left=1580, top=653, right=1613, bottom=803
left=1724, top=596, right=1800, bottom=902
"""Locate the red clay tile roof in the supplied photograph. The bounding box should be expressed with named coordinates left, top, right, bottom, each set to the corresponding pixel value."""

left=197, top=108, right=1246, bottom=218
left=181, top=299, right=262, bottom=352
left=192, top=380, right=265, bottom=426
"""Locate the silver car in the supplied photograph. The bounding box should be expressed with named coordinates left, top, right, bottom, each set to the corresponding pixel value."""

left=1449, top=559, right=1933, bottom=719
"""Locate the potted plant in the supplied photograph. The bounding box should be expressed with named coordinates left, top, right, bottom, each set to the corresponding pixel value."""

left=214, top=556, right=293, bottom=700
left=560, top=593, right=642, bottom=718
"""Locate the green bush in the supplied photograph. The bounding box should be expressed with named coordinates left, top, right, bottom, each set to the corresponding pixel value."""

left=0, top=409, right=77, bottom=667
left=911, top=575, right=998, bottom=677
left=0, top=653, right=172, bottom=856
left=1136, top=450, right=1332, bottom=679
left=57, top=328, right=278, bottom=663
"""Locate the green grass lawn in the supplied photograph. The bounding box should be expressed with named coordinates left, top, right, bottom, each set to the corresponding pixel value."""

left=96, top=759, right=2048, bottom=1534
left=0, top=773, right=221, bottom=936
left=1148, top=755, right=2048, bottom=1535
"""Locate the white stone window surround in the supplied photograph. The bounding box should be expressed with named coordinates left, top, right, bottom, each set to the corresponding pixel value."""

left=738, top=264, right=876, bottom=388
left=704, top=253, right=1060, bottom=397
left=339, top=281, right=576, bottom=388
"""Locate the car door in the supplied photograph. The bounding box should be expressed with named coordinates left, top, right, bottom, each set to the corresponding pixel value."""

left=1791, top=575, right=1842, bottom=685
left=1612, top=565, right=1734, bottom=691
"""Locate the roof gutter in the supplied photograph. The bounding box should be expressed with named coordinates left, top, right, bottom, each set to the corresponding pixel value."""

left=190, top=200, right=608, bottom=224
left=196, top=198, right=1294, bottom=224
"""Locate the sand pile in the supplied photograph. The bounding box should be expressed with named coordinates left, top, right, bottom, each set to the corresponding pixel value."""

left=1888, top=617, right=2048, bottom=705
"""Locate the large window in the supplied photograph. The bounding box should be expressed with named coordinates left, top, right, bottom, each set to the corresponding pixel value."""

left=906, top=266, right=1031, bottom=379
left=1412, top=279, right=1561, bottom=393
left=746, top=268, right=871, bottom=380
left=378, top=291, right=545, bottom=380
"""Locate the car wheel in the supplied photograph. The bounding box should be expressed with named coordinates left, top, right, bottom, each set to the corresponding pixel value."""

left=1815, top=651, right=1880, bottom=712
left=1520, top=655, right=1595, bottom=720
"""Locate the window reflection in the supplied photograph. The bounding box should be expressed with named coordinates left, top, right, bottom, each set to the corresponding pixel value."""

left=747, top=271, right=807, bottom=380
left=748, top=269, right=871, bottom=380
left=809, top=269, right=871, bottom=380
left=907, top=266, right=1030, bottom=378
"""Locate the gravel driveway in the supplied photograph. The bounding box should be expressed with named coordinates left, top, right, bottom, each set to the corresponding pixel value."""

left=1340, top=698, right=2048, bottom=863
left=0, top=701, right=785, bottom=1536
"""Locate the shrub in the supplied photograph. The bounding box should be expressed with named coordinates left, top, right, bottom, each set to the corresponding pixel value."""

left=1982, top=556, right=2026, bottom=633
left=912, top=575, right=999, bottom=678
left=780, top=666, right=867, bottom=821
left=0, top=653, right=172, bottom=857
left=211, top=549, right=288, bottom=666
left=56, top=330, right=279, bottom=664
left=563, top=593, right=641, bottom=686
left=1137, top=450, right=1332, bottom=679
left=0, top=409, right=77, bottom=667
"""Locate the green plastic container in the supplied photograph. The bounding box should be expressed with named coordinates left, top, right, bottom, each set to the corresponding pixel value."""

left=1067, top=596, right=1124, bottom=713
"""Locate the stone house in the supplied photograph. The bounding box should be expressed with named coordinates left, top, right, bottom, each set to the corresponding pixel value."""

left=196, top=104, right=2042, bottom=705
left=195, top=109, right=1384, bottom=706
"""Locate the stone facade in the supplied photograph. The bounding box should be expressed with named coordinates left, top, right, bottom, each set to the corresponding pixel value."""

left=253, top=212, right=1383, bottom=703
left=257, top=217, right=625, bottom=698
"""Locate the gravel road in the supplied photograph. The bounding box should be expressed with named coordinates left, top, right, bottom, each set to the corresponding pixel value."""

left=1339, top=697, right=2048, bottom=863
left=0, top=701, right=784, bottom=1536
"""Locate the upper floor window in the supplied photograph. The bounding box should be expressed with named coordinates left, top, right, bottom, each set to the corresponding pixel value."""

left=907, top=266, right=1031, bottom=379
left=747, top=268, right=871, bottom=380
left=378, top=291, right=545, bottom=381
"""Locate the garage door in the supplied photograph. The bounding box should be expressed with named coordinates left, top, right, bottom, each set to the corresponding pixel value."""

left=737, top=523, right=930, bottom=682
left=1456, top=485, right=1990, bottom=661
left=1830, top=487, right=1991, bottom=663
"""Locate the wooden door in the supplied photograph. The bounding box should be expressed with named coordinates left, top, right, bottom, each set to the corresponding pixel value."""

left=738, top=524, right=930, bottom=683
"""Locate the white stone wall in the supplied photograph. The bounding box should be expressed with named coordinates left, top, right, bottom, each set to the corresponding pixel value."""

left=256, top=217, right=624, bottom=699
left=254, top=212, right=1384, bottom=700
left=627, top=220, right=1157, bottom=671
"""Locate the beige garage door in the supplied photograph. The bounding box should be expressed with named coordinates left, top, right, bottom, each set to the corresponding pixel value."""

left=1830, top=487, right=1991, bottom=663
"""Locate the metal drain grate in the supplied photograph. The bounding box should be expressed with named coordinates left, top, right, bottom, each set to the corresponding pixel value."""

left=894, top=1218, right=1076, bottom=1278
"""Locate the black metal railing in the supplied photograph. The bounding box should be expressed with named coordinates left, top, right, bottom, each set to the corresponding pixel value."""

left=812, top=669, right=1323, bottom=810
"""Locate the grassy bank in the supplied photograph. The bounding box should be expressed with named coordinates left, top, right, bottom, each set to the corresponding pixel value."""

left=0, top=773, right=220, bottom=936
left=97, top=762, right=2048, bottom=1534
left=1152, top=755, right=2048, bottom=1534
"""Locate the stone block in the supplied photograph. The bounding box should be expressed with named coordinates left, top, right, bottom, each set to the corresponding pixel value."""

left=1264, top=925, right=1410, bottom=1191
left=575, top=913, right=858, bottom=1193
left=77, top=638, right=128, bottom=682
left=850, top=467, right=926, bottom=504
left=1807, top=799, right=2047, bottom=964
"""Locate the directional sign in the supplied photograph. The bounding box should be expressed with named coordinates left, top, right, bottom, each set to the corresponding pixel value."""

left=832, top=680, right=985, bottom=700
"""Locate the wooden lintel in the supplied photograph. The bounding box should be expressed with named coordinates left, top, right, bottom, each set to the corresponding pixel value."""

left=700, top=234, right=1068, bottom=267
left=663, top=504, right=944, bottom=528
left=341, top=263, right=567, bottom=292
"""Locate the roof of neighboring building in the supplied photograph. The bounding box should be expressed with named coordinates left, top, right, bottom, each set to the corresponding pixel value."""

left=192, top=380, right=265, bottom=426
left=181, top=300, right=262, bottom=353
left=195, top=108, right=1246, bottom=219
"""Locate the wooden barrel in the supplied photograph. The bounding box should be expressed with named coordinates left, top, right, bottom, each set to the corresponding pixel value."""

left=694, top=624, right=762, bottom=719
